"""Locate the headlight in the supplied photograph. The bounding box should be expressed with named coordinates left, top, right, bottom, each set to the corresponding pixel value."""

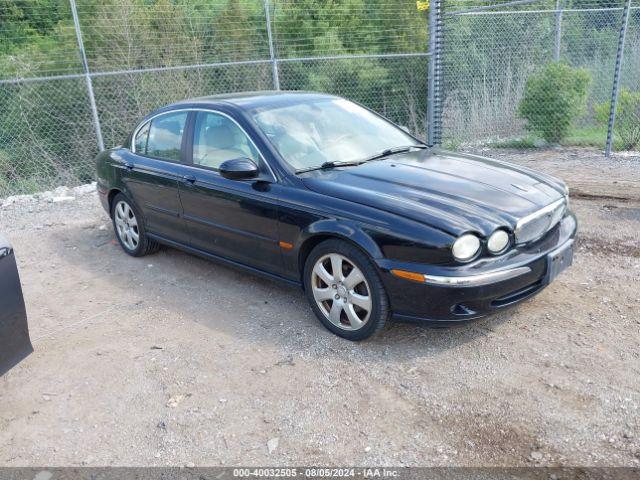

left=452, top=234, right=481, bottom=262
left=487, top=229, right=510, bottom=254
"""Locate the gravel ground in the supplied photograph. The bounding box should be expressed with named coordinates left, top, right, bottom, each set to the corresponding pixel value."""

left=0, top=148, right=639, bottom=467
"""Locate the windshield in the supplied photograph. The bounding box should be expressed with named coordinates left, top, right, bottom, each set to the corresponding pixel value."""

left=252, top=98, right=422, bottom=171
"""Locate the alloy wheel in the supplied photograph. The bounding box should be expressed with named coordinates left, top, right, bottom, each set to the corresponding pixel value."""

left=114, top=200, right=140, bottom=251
left=311, top=253, right=372, bottom=331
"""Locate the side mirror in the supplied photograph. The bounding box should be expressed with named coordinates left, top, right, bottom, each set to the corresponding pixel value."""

left=219, top=158, right=260, bottom=180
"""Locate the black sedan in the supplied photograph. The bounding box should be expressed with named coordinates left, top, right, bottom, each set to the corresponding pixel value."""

left=0, top=234, right=32, bottom=374
left=96, top=92, right=576, bottom=340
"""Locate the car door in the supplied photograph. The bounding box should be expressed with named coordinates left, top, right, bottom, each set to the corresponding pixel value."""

left=178, top=110, right=284, bottom=275
left=120, top=110, right=190, bottom=244
left=0, top=234, right=32, bottom=376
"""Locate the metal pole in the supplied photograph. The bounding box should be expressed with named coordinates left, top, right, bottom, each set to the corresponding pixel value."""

left=263, top=0, right=280, bottom=90
left=427, top=0, right=443, bottom=146
left=427, top=1, right=436, bottom=144
left=605, top=0, right=631, bottom=157
left=554, top=0, right=564, bottom=61
left=69, top=0, right=104, bottom=151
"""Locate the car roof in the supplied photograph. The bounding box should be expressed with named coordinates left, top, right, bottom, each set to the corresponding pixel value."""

left=168, top=91, right=338, bottom=112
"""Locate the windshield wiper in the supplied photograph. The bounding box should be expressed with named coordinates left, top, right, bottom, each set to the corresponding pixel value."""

left=296, top=160, right=364, bottom=174
left=361, top=144, right=428, bottom=163
left=295, top=144, right=428, bottom=174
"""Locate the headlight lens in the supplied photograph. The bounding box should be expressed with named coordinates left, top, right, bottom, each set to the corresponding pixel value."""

left=452, top=234, right=481, bottom=262
left=487, top=229, right=510, bottom=254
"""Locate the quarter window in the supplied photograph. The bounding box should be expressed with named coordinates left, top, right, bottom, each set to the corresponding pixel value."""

left=192, top=111, right=260, bottom=170
left=144, top=112, right=188, bottom=161
left=134, top=121, right=150, bottom=153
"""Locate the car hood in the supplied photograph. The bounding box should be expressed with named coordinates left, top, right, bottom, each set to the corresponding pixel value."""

left=301, top=149, right=566, bottom=236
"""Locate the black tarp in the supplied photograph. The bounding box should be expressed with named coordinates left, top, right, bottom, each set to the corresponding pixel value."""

left=0, top=234, right=32, bottom=376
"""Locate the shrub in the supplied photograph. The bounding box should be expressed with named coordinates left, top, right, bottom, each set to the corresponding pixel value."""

left=518, top=63, right=591, bottom=143
left=594, top=88, right=640, bottom=151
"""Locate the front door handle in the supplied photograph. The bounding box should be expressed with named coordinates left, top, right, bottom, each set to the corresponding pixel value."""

left=181, top=174, right=197, bottom=184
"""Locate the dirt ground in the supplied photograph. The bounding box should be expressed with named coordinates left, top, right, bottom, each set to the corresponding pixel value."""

left=0, top=147, right=639, bottom=467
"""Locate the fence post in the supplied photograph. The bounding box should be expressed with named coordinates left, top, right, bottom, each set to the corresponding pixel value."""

left=263, top=0, right=280, bottom=90
left=69, top=0, right=104, bottom=151
left=427, top=0, right=444, bottom=146
left=554, top=0, right=565, bottom=61
left=605, top=0, right=631, bottom=157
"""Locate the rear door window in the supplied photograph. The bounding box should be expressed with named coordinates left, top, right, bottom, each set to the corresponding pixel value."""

left=144, top=112, right=188, bottom=161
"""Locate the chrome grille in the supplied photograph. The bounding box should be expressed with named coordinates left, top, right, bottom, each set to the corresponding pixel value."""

left=515, top=198, right=566, bottom=244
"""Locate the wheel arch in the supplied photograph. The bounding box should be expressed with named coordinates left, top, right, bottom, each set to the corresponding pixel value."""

left=108, top=187, right=141, bottom=219
left=296, top=220, right=383, bottom=286
left=107, top=188, right=122, bottom=217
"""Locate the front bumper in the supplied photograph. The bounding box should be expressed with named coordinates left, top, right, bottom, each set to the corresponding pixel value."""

left=377, top=212, right=577, bottom=325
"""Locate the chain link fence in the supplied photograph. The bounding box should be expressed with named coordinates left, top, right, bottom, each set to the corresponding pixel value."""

left=1, top=0, right=638, bottom=197
left=0, top=0, right=430, bottom=197
left=617, top=0, right=640, bottom=150
left=441, top=0, right=639, bottom=153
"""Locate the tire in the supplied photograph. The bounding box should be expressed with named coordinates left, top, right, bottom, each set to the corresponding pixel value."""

left=111, top=193, right=160, bottom=257
left=303, top=239, right=389, bottom=341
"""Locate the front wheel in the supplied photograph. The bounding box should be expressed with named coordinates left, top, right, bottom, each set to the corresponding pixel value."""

left=303, top=239, right=389, bottom=341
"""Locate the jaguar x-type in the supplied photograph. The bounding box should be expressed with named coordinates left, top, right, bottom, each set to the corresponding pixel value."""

left=96, top=92, right=576, bottom=340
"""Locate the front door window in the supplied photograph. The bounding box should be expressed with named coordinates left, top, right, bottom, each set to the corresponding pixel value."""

left=192, top=112, right=260, bottom=170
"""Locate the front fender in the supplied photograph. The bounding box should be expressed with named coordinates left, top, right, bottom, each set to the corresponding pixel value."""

left=301, top=219, right=384, bottom=259
left=280, top=210, right=456, bottom=283
left=280, top=219, right=384, bottom=283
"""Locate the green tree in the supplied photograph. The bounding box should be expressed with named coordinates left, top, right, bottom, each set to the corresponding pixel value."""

left=518, top=62, right=591, bottom=143
left=595, top=88, right=640, bottom=151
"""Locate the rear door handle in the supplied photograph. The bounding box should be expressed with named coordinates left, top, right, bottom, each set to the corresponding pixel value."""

left=181, top=174, right=197, bottom=184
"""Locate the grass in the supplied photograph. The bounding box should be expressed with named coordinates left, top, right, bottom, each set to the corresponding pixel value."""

left=488, top=136, right=539, bottom=149
left=0, top=173, right=66, bottom=198
left=441, top=138, right=463, bottom=150
left=487, top=124, right=625, bottom=150
left=562, top=125, right=608, bottom=147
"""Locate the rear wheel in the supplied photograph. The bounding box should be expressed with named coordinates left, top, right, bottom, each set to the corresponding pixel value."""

left=111, top=193, right=160, bottom=257
left=304, top=239, right=389, bottom=340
